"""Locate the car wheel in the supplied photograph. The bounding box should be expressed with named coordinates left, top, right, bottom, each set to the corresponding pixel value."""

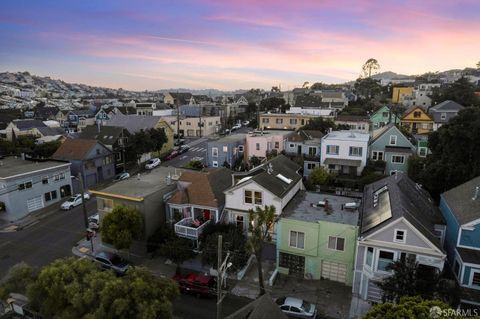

left=69, top=205, right=73, bottom=210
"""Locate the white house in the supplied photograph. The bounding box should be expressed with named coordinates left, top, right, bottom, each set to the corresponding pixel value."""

left=320, top=130, right=369, bottom=176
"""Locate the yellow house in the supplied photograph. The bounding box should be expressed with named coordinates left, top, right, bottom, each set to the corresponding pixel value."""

left=392, top=87, right=414, bottom=104
left=400, top=106, right=434, bottom=134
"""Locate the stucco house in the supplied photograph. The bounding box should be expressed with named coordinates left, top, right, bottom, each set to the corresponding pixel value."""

left=245, top=130, right=294, bottom=160
left=334, top=115, right=370, bottom=134
left=206, top=134, right=246, bottom=168
left=284, top=130, right=323, bottom=177
left=439, top=176, right=480, bottom=309
left=277, top=191, right=360, bottom=285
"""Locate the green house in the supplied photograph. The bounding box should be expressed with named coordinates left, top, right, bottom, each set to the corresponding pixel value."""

left=276, top=191, right=360, bottom=286
left=369, top=106, right=400, bottom=131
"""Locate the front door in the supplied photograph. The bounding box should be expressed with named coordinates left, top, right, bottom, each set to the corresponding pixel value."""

left=297, top=145, right=302, bottom=155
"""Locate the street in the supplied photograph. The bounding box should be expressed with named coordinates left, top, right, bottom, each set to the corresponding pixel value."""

left=173, top=294, right=251, bottom=319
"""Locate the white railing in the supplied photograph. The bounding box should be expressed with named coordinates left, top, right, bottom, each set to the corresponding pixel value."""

left=174, top=217, right=211, bottom=239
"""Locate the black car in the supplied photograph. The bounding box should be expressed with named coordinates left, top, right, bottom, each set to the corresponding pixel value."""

left=179, top=145, right=190, bottom=154
left=94, top=251, right=130, bottom=275
left=174, top=139, right=185, bottom=146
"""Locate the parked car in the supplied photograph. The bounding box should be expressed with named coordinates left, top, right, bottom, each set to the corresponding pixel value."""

left=114, top=172, right=130, bottom=181
left=232, top=124, right=242, bottom=130
left=145, top=158, right=161, bottom=169
left=242, top=120, right=250, bottom=126
left=60, top=193, right=89, bottom=210
left=174, top=139, right=186, bottom=146
left=173, top=273, right=216, bottom=297
left=179, top=145, right=190, bottom=154
left=165, top=150, right=179, bottom=160
left=93, top=251, right=129, bottom=276
left=275, top=296, right=317, bottom=318
left=88, top=213, right=100, bottom=230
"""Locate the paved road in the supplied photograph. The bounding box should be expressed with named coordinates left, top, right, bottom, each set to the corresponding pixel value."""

left=173, top=293, right=251, bottom=319
left=162, top=138, right=209, bottom=168
left=0, top=199, right=97, bottom=278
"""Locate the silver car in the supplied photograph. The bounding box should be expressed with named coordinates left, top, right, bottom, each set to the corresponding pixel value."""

left=275, top=296, right=317, bottom=318
left=94, top=251, right=129, bottom=276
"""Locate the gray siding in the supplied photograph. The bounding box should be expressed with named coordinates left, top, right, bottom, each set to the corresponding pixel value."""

left=207, top=140, right=244, bottom=168
left=367, top=220, right=431, bottom=249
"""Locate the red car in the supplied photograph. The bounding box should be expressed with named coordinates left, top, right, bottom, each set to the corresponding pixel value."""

left=173, top=273, right=216, bottom=297
left=165, top=150, right=179, bottom=160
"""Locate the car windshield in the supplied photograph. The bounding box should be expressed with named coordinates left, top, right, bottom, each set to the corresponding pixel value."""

left=301, top=301, right=311, bottom=312
left=147, top=160, right=154, bottom=164
left=110, top=255, right=124, bottom=266
left=67, top=197, right=76, bottom=202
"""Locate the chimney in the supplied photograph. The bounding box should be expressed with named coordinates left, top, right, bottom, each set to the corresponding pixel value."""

left=473, top=186, right=480, bottom=201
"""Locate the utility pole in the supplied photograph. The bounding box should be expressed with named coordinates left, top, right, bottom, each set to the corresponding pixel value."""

left=199, top=104, right=202, bottom=138
left=216, top=235, right=232, bottom=319
left=77, top=173, right=94, bottom=253
left=176, top=96, right=181, bottom=143
left=121, top=129, right=126, bottom=173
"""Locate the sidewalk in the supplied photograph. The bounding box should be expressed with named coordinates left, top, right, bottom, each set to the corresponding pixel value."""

left=0, top=203, right=60, bottom=233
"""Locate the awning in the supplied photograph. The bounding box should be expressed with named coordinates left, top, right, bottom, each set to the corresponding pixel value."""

left=323, top=158, right=362, bottom=167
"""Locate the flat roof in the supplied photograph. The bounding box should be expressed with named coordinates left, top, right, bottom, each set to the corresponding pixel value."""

left=211, top=133, right=247, bottom=143
left=0, top=157, right=70, bottom=179
left=282, top=191, right=360, bottom=225
left=323, top=130, right=370, bottom=142
left=248, top=130, right=293, bottom=137
left=260, top=113, right=316, bottom=117
left=90, top=166, right=184, bottom=200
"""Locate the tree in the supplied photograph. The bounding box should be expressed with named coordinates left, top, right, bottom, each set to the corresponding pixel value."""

left=249, top=155, right=261, bottom=167
left=407, top=155, right=426, bottom=182
left=185, top=159, right=204, bottom=170
left=27, top=257, right=178, bottom=319
left=259, top=97, right=286, bottom=112
left=148, top=127, right=167, bottom=157
left=364, top=296, right=460, bottom=319
left=301, top=117, right=336, bottom=133
left=102, top=205, right=143, bottom=250
left=309, top=82, right=325, bottom=90
left=302, top=81, right=309, bottom=89
left=158, top=237, right=195, bottom=264
left=430, top=77, right=480, bottom=106
left=32, top=140, right=61, bottom=158
left=361, top=58, right=380, bottom=78
left=308, top=166, right=334, bottom=187
left=271, top=86, right=280, bottom=92
left=419, top=107, right=480, bottom=199
left=248, top=205, right=275, bottom=295
left=0, top=262, right=36, bottom=300
left=0, top=139, right=15, bottom=155
left=125, top=129, right=153, bottom=166
left=354, top=77, right=382, bottom=100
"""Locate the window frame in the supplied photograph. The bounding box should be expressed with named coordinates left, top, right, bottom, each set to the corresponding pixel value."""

left=391, top=155, right=405, bottom=164
left=376, top=249, right=396, bottom=273
left=289, top=230, right=305, bottom=249
left=349, top=146, right=363, bottom=157
left=389, top=135, right=397, bottom=145
left=393, top=229, right=407, bottom=244
left=244, top=190, right=253, bottom=204
left=365, top=247, right=374, bottom=269
left=212, top=147, right=218, bottom=157
left=326, top=145, right=339, bottom=155
left=327, top=236, right=345, bottom=252
left=470, top=269, right=480, bottom=288
left=372, top=151, right=384, bottom=161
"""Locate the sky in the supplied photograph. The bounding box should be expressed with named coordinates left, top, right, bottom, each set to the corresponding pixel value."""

left=1, top=0, right=479, bottom=91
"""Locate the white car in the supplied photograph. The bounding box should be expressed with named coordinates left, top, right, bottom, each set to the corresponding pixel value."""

left=114, top=172, right=130, bottom=181
left=88, top=213, right=100, bottom=230
left=61, top=193, right=89, bottom=210
left=145, top=158, right=161, bottom=169
left=232, top=124, right=242, bottom=130
left=242, top=121, right=250, bottom=126
left=275, top=296, right=317, bottom=318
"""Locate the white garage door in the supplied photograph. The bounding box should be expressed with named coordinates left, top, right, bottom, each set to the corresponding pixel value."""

left=321, top=261, right=347, bottom=283
left=27, top=195, right=44, bottom=212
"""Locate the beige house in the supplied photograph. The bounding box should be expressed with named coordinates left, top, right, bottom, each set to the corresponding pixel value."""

left=163, top=115, right=221, bottom=137
left=259, top=113, right=317, bottom=130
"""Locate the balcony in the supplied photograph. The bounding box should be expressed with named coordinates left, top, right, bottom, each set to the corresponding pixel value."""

left=175, top=217, right=211, bottom=240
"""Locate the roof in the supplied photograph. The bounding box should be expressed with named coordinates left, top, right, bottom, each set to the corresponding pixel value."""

left=287, top=130, right=324, bottom=142
left=321, top=90, right=344, bottom=99
left=429, top=100, right=464, bottom=112
left=210, top=134, right=247, bottom=144
left=80, top=125, right=127, bottom=146
left=360, top=172, right=444, bottom=249
left=294, top=94, right=323, bottom=108
left=0, top=157, right=70, bottom=179
left=69, top=109, right=95, bottom=117
left=114, top=106, right=136, bottom=115
left=322, top=130, right=370, bottom=142
left=335, top=115, right=369, bottom=122
left=36, top=126, right=65, bottom=137
left=283, top=191, right=360, bottom=225
left=135, top=103, right=155, bottom=108
left=34, top=106, right=59, bottom=119
left=104, top=115, right=162, bottom=134
left=402, top=106, right=432, bottom=120
left=12, top=119, right=47, bottom=130
left=442, top=176, right=480, bottom=225
left=52, top=138, right=103, bottom=161
left=230, top=155, right=302, bottom=198
left=384, top=146, right=414, bottom=154
left=90, top=167, right=184, bottom=199
left=323, top=158, right=362, bottom=167
left=168, top=168, right=232, bottom=207
left=225, top=294, right=288, bottom=319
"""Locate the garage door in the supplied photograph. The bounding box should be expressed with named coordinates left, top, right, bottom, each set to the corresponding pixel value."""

left=321, top=261, right=347, bottom=283
left=27, top=195, right=44, bottom=212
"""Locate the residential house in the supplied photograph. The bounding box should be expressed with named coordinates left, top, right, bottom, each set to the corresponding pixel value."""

left=392, top=87, right=414, bottom=105
left=400, top=106, right=434, bottom=134
left=190, top=95, right=213, bottom=105
left=163, top=92, right=192, bottom=106
left=207, top=134, right=246, bottom=168
left=284, top=130, right=323, bottom=177
left=352, top=173, right=446, bottom=309
left=429, top=100, right=464, bottom=131
left=0, top=157, right=72, bottom=222
left=166, top=168, right=232, bottom=246
left=369, top=106, right=400, bottom=131
left=109, top=106, right=137, bottom=116
left=414, top=83, right=440, bottom=109
left=54, top=110, right=69, bottom=127
left=163, top=115, right=221, bottom=137
left=277, top=191, right=360, bottom=285
left=80, top=125, right=130, bottom=174
left=286, top=107, right=336, bottom=118
left=368, top=124, right=416, bottom=175
left=90, top=167, right=184, bottom=238
left=3, top=119, right=63, bottom=141
left=223, top=155, right=303, bottom=236
left=95, top=108, right=112, bottom=123
left=294, top=94, right=323, bottom=108
left=334, top=115, right=370, bottom=134
left=320, top=131, right=370, bottom=176
left=439, top=176, right=480, bottom=309
left=245, top=130, right=294, bottom=160
left=135, top=102, right=155, bottom=116
left=321, top=90, right=349, bottom=109
left=104, top=115, right=174, bottom=157
left=152, top=103, right=175, bottom=117
left=63, top=109, right=96, bottom=133
left=0, top=109, right=22, bottom=132
left=52, top=138, right=115, bottom=188
left=259, top=113, right=318, bottom=130
left=34, top=106, right=59, bottom=121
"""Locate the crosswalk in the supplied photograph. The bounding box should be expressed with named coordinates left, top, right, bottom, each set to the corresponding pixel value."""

left=189, top=147, right=206, bottom=153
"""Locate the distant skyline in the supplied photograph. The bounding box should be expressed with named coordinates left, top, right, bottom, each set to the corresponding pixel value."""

left=1, top=0, right=479, bottom=90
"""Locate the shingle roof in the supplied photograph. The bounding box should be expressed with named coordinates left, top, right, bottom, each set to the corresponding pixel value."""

left=225, top=294, right=288, bottom=319
left=13, top=119, right=47, bottom=130
left=80, top=125, right=127, bottom=146
left=402, top=106, right=432, bottom=120
left=34, top=106, right=59, bottom=119
left=287, top=130, right=324, bottom=142
left=36, top=126, right=65, bottom=137
left=168, top=168, right=232, bottom=207
left=361, top=172, right=444, bottom=249
left=442, top=176, right=480, bottom=225
left=104, top=115, right=161, bottom=134
left=114, top=106, right=137, bottom=115
left=335, top=114, right=369, bottom=122
left=294, top=94, right=323, bottom=108
left=429, top=100, right=464, bottom=112
left=70, top=109, right=95, bottom=117
left=52, top=138, right=102, bottom=161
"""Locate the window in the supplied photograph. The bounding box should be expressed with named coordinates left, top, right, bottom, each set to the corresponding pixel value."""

left=441, top=112, right=447, bottom=120
left=377, top=250, right=395, bottom=272
left=223, top=146, right=228, bottom=153
left=256, top=143, right=260, bottom=151
left=382, top=112, right=389, bottom=117
left=308, top=147, right=317, bottom=156
left=208, top=122, right=212, bottom=126
left=244, top=190, right=253, bottom=204
left=391, top=155, right=405, bottom=164
left=372, top=151, right=384, bottom=161
left=289, top=231, right=305, bottom=249
left=276, top=118, right=283, bottom=124
left=98, top=198, right=114, bottom=212
left=244, top=190, right=262, bottom=204
left=389, top=135, right=397, bottom=145
left=186, top=122, right=191, bottom=126
left=290, top=119, right=297, bottom=124
left=349, top=147, right=362, bottom=157
left=366, top=247, right=374, bottom=268
left=418, top=147, right=427, bottom=157
left=254, top=191, right=262, bottom=204
left=42, top=177, right=49, bottom=184
left=413, top=111, right=421, bottom=118
left=326, top=145, right=339, bottom=155
left=307, top=163, right=316, bottom=170
left=44, top=190, right=57, bottom=202
left=274, top=142, right=279, bottom=149
left=103, top=155, right=112, bottom=165
left=328, top=236, right=345, bottom=251
left=471, top=272, right=480, bottom=287
left=212, top=147, right=218, bottom=157
left=238, top=145, right=244, bottom=152
left=212, top=161, right=218, bottom=167
left=96, top=149, right=101, bottom=155
left=236, top=215, right=244, bottom=229
left=262, top=118, right=269, bottom=123
left=394, top=229, right=406, bottom=243
left=289, top=143, right=295, bottom=148
left=18, top=181, right=32, bottom=191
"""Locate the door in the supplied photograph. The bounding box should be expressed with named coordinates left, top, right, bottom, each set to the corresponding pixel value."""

left=297, top=145, right=302, bottom=155
left=321, top=260, right=347, bottom=283
left=27, top=195, right=44, bottom=212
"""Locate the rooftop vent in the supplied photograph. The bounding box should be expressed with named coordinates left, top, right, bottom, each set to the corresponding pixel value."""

left=473, top=186, right=480, bottom=201
left=276, top=174, right=292, bottom=184
left=266, top=163, right=273, bottom=174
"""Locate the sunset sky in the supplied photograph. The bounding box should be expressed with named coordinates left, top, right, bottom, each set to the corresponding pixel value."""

left=1, top=0, right=479, bottom=90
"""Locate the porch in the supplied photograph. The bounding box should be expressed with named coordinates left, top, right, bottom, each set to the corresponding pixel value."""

left=175, top=217, right=211, bottom=240
left=324, top=158, right=361, bottom=176
left=171, top=205, right=218, bottom=240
